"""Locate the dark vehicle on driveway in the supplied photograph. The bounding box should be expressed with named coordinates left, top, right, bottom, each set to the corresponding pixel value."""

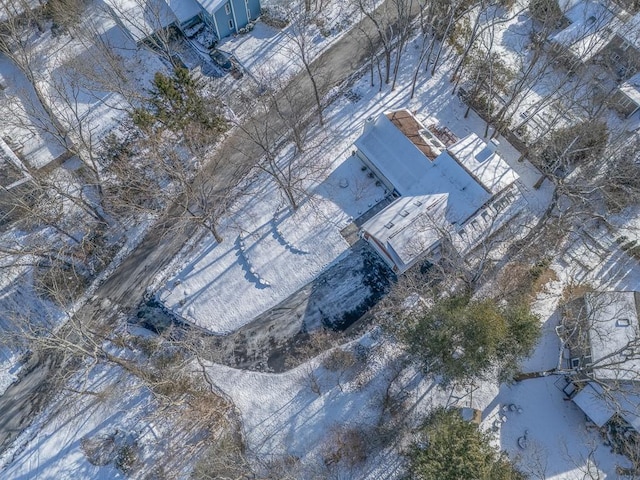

left=210, top=50, right=232, bottom=72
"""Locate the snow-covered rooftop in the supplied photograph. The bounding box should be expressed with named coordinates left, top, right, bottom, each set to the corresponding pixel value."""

left=572, top=381, right=640, bottom=430
left=354, top=113, right=433, bottom=196
left=551, top=0, right=617, bottom=61
left=586, top=291, right=640, bottom=382
left=571, top=382, right=616, bottom=427
left=360, top=194, right=449, bottom=271
left=0, top=56, right=68, bottom=169
left=0, top=138, right=30, bottom=189
left=355, top=111, right=517, bottom=199
left=104, top=0, right=178, bottom=41
left=198, top=0, right=228, bottom=15
left=619, top=11, right=640, bottom=51
left=447, top=133, right=520, bottom=195
left=163, top=0, right=202, bottom=24
left=619, top=71, right=640, bottom=107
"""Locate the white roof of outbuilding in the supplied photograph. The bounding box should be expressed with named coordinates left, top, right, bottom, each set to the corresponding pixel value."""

left=573, top=381, right=640, bottom=430
left=572, top=382, right=616, bottom=427
left=103, top=0, right=177, bottom=41
left=164, top=0, right=202, bottom=23
left=586, top=291, right=640, bottom=382
left=551, top=0, right=617, bottom=60
left=447, top=133, right=520, bottom=195
left=620, top=72, right=640, bottom=107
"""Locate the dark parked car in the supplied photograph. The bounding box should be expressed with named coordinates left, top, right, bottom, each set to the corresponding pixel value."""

left=210, top=50, right=232, bottom=72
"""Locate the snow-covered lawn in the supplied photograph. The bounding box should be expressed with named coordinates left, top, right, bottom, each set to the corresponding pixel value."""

left=0, top=364, right=151, bottom=479
left=491, top=375, right=630, bottom=479
left=158, top=150, right=386, bottom=334
left=6, top=0, right=640, bottom=478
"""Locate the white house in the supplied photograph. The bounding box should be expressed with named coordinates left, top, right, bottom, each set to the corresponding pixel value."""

left=356, top=110, right=520, bottom=274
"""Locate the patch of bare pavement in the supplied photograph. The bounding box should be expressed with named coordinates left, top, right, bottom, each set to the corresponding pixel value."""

left=0, top=0, right=421, bottom=458
left=0, top=354, right=60, bottom=454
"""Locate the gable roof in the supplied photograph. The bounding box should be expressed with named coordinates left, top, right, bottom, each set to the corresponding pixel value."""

left=551, top=0, right=617, bottom=61
left=163, top=0, right=202, bottom=23
left=361, top=194, right=449, bottom=271
left=103, top=0, right=178, bottom=41
left=586, top=291, right=640, bottom=382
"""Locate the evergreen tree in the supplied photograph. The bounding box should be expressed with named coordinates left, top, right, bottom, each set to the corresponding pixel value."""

left=408, top=408, right=527, bottom=480
left=133, top=67, right=227, bottom=154
left=403, top=296, right=540, bottom=384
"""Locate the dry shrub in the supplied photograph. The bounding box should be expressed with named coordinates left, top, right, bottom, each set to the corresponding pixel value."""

left=495, top=259, right=557, bottom=304
left=322, top=425, right=369, bottom=468
left=81, top=434, right=117, bottom=466
left=561, top=282, right=594, bottom=302
left=285, top=329, right=341, bottom=368
left=322, top=348, right=356, bottom=372
left=191, top=431, right=252, bottom=480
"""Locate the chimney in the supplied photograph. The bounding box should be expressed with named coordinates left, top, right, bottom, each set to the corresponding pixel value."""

left=363, top=115, right=375, bottom=133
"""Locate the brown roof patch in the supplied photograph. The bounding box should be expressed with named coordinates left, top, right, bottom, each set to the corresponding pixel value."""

left=386, top=110, right=439, bottom=160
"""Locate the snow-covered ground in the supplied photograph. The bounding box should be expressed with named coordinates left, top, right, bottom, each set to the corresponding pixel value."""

left=4, top=0, right=640, bottom=478
left=158, top=25, right=554, bottom=334
left=222, top=0, right=360, bottom=84
left=0, top=362, right=156, bottom=479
